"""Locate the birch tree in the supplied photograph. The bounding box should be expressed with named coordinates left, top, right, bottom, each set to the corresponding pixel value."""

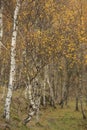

left=3, top=0, right=21, bottom=121
left=45, top=65, right=56, bottom=108
left=0, top=0, right=3, bottom=52
left=23, top=77, right=41, bottom=124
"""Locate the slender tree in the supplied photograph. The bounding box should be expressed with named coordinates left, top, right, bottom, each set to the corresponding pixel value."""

left=3, top=0, right=21, bottom=121
left=0, top=0, right=3, bottom=52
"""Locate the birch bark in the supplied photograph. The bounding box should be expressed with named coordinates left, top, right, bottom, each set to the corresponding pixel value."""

left=23, top=82, right=37, bottom=124
left=0, top=0, right=3, bottom=53
left=45, top=65, right=56, bottom=107
left=3, top=0, right=21, bottom=121
left=24, top=76, right=41, bottom=124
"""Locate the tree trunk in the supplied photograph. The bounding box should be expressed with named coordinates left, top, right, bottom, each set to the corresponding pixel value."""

left=43, top=80, right=46, bottom=107
left=46, top=65, right=56, bottom=108
left=0, top=0, right=3, bottom=52
left=23, top=79, right=41, bottom=124
left=23, top=83, right=36, bottom=124
left=75, top=76, right=79, bottom=111
left=75, top=95, right=79, bottom=111
left=79, top=74, right=86, bottom=119
left=3, top=0, right=21, bottom=121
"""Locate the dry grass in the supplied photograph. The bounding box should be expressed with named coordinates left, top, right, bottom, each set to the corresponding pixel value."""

left=0, top=87, right=87, bottom=130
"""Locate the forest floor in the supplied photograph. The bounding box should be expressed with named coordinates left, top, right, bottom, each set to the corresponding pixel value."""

left=0, top=87, right=87, bottom=130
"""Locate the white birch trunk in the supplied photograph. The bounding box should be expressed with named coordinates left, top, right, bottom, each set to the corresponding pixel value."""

left=0, top=0, right=5, bottom=99
left=23, top=83, right=36, bottom=124
left=43, top=81, right=46, bottom=106
left=0, top=0, right=7, bottom=50
left=4, top=0, right=21, bottom=121
left=45, top=65, right=56, bottom=107
left=0, top=0, right=3, bottom=53
left=35, top=78, right=41, bottom=122
left=24, top=77, right=41, bottom=124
